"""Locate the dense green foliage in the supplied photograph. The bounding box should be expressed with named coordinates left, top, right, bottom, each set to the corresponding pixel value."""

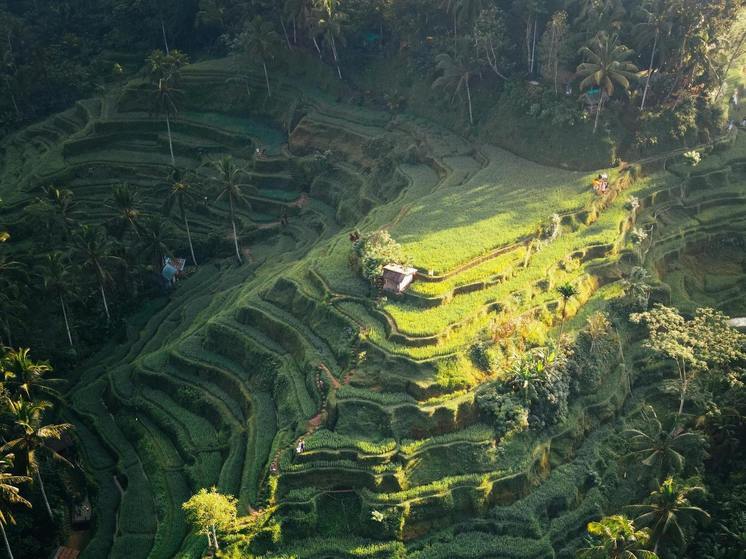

left=1, top=1, right=746, bottom=558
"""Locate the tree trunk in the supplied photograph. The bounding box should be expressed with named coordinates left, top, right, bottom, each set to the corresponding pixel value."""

left=312, top=37, right=322, bottom=57
left=331, top=37, right=342, bottom=79
left=714, top=31, right=746, bottom=102
left=99, top=283, right=111, bottom=322
left=59, top=295, right=73, bottom=348
left=292, top=18, right=297, bottom=44
left=593, top=93, right=603, bottom=134
left=530, top=19, right=538, bottom=75
left=640, top=32, right=658, bottom=111
left=677, top=360, right=687, bottom=417
left=161, top=18, right=170, bottom=55
left=280, top=18, right=292, bottom=50
left=206, top=532, right=213, bottom=549
left=557, top=299, right=567, bottom=348
left=0, top=521, right=14, bottom=559
left=211, top=524, right=219, bottom=551
left=36, top=469, right=53, bottom=519
left=229, top=198, right=242, bottom=264
left=263, top=62, right=272, bottom=97
left=184, top=213, right=197, bottom=266
left=4, top=77, right=20, bottom=119
left=465, top=77, right=473, bottom=125
left=165, top=113, right=175, bottom=166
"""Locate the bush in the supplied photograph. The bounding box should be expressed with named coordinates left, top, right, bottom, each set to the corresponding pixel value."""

left=353, top=230, right=408, bottom=283
left=475, top=384, right=529, bottom=438
left=470, top=341, right=501, bottom=373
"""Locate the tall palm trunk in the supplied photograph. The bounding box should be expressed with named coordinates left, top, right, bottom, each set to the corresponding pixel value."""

left=640, top=31, right=658, bottom=110
left=593, top=94, right=604, bottom=134
left=99, top=283, right=111, bottom=322
left=165, top=113, right=175, bottom=166
left=0, top=521, right=14, bottom=559
left=530, top=19, right=538, bottom=75
left=262, top=62, right=272, bottom=97
left=312, top=37, right=322, bottom=57
left=229, top=198, right=242, bottom=263
left=557, top=299, right=568, bottom=347
left=280, top=18, right=292, bottom=49
left=36, top=469, right=53, bottom=519
left=183, top=212, right=197, bottom=266
left=59, top=295, right=73, bottom=348
left=465, top=77, right=473, bottom=125
left=160, top=18, right=170, bottom=54
left=330, top=37, right=342, bottom=79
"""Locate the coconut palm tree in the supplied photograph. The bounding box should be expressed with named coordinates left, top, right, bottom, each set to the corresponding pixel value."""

left=1, top=399, right=73, bottom=520
left=146, top=48, right=189, bottom=84
left=0, top=348, right=60, bottom=402
left=164, top=174, right=200, bottom=266
left=37, top=253, right=78, bottom=348
left=231, top=16, right=281, bottom=97
left=137, top=215, right=175, bottom=273
left=624, top=405, right=705, bottom=482
left=0, top=452, right=31, bottom=559
left=151, top=77, right=183, bottom=167
left=42, top=186, right=77, bottom=241
left=634, top=0, right=674, bottom=110
left=627, top=477, right=710, bottom=554
left=72, top=226, right=121, bottom=322
left=578, top=514, right=659, bottom=559
left=621, top=266, right=651, bottom=310
left=315, top=1, right=345, bottom=79
left=577, top=31, right=639, bottom=133
left=432, top=52, right=480, bottom=125
left=556, top=282, right=579, bottom=346
left=209, top=157, right=251, bottom=263
left=107, top=183, right=142, bottom=240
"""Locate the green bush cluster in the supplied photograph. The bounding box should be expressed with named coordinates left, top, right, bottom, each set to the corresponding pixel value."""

left=353, top=230, right=408, bottom=283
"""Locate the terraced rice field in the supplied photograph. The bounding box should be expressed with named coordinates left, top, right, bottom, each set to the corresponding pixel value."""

left=3, top=55, right=746, bottom=558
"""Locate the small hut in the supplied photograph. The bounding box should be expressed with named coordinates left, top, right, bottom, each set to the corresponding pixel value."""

left=382, top=264, right=417, bottom=293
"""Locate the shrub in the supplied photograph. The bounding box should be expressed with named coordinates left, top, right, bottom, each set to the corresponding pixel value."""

left=470, top=341, right=501, bottom=373
left=683, top=150, right=702, bottom=166
left=353, top=230, right=408, bottom=283
left=475, top=384, right=529, bottom=438
left=435, top=354, right=480, bottom=390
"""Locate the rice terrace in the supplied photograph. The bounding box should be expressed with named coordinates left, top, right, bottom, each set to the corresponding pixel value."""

left=1, top=1, right=746, bottom=558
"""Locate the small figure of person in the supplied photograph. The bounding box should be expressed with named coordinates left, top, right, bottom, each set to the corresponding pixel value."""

left=280, top=209, right=289, bottom=226
left=296, top=439, right=305, bottom=454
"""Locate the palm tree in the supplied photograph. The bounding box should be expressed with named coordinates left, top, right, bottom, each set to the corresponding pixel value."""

left=621, top=266, right=651, bottom=310
left=627, top=477, right=710, bottom=554
left=164, top=175, right=200, bottom=266
left=0, top=256, right=25, bottom=347
left=107, top=183, right=142, bottom=240
left=283, top=0, right=310, bottom=44
left=441, top=0, right=483, bottom=44
left=556, top=282, right=579, bottom=346
left=146, top=49, right=188, bottom=168
left=72, top=226, right=121, bottom=322
left=0, top=348, right=60, bottom=402
left=624, top=405, right=704, bottom=482
left=209, top=157, right=251, bottom=263
left=578, top=515, right=658, bottom=559
left=37, top=253, right=78, bottom=348
left=137, top=216, right=174, bottom=273
left=1, top=399, right=73, bottom=520
left=0, top=453, right=31, bottom=559
left=634, top=0, right=674, bottom=110
left=577, top=31, right=639, bottom=133
left=42, top=186, right=77, bottom=241
left=231, top=16, right=281, bottom=97
left=151, top=77, right=183, bottom=167
left=432, top=52, right=480, bottom=125
left=315, top=1, right=345, bottom=80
